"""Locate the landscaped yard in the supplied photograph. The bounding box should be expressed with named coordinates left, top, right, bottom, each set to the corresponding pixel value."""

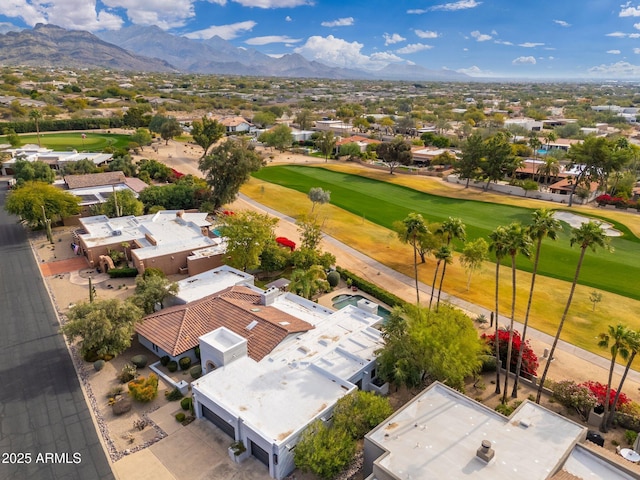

left=252, top=165, right=640, bottom=301
left=0, top=132, right=132, bottom=151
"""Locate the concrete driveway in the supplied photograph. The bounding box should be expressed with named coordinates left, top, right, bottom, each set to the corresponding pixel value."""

left=112, top=406, right=272, bottom=480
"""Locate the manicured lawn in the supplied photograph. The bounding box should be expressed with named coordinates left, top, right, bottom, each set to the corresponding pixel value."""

left=0, top=132, right=131, bottom=151
left=253, top=165, right=640, bottom=301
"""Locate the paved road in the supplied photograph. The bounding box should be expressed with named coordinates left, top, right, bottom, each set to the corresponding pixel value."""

left=0, top=182, right=113, bottom=480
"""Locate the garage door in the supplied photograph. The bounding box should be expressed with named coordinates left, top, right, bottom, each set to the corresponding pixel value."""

left=202, top=405, right=235, bottom=438
left=250, top=440, right=270, bottom=467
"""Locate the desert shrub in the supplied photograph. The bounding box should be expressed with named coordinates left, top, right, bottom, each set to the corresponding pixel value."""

left=230, top=440, right=246, bottom=456
left=179, top=356, right=191, bottom=371
left=549, top=380, right=597, bottom=421
left=175, top=412, right=186, bottom=422
left=118, top=363, right=137, bottom=383
left=167, top=360, right=178, bottom=372
left=107, top=386, right=123, bottom=398
left=131, top=355, right=148, bottom=368
left=190, top=365, right=202, bottom=379
left=327, top=270, right=340, bottom=288
left=112, top=396, right=132, bottom=415
left=479, top=354, right=497, bottom=372
left=625, top=430, right=638, bottom=446
left=84, top=349, right=101, bottom=363
left=133, top=419, right=147, bottom=431
left=165, top=387, right=183, bottom=401
left=108, top=267, right=139, bottom=278
left=332, top=391, right=393, bottom=440
left=93, top=359, right=105, bottom=371
left=294, top=420, right=356, bottom=479
left=180, top=397, right=192, bottom=411
left=495, top=402, right=515, bottom=416
left=128, top=374, right=159, bottom=402
left=160, top=355, right=170, bottom=366
left=194, top=346, right=200, bottom=360
left=142, top=267, right=165, bottom=279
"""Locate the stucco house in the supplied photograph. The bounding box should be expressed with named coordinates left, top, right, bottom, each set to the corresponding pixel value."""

left=0, top=145, right=113, bottom=175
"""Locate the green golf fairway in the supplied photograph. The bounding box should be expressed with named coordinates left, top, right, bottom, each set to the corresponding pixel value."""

left=1, top=132, right=131, bottom=152
left=253, top=165, right=640, bottom=301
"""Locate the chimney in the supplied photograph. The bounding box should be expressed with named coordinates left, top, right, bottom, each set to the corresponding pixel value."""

left=476, top=440, right=495, bottom=463
left=176, top=210, right=185, bottom=218
left=261, top=286, right=280, bottom=306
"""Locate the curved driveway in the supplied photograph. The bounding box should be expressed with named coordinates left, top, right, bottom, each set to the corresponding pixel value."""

left=0, top=181, right=113, bottom=480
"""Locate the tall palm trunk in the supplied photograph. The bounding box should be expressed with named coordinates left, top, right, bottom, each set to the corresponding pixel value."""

left=607, top=351, right=636, bottom=429
left=429, top=261, right=441, bottom=311
left=601, top=351, right=618, bottom=432
left=412, top=237, right=420, bottom=305
left=512, top=238, right=542, bottom=397
left=502, top=254, right=517, bottom=403
left=436, top=262, right=447, bottom=310
left=536, top=247, right=587, bottom=403
left=494, top=261, right=501, bottom=395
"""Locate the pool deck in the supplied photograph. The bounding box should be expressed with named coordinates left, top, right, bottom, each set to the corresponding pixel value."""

left=318, top=286, right=394, bottom=315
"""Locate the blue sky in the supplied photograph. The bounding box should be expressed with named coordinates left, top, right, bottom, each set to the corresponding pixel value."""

left=2, top=1, right=640, bottom=78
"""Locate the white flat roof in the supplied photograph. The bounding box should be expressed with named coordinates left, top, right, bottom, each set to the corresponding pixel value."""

left=563, top=445, right=637, bottom=480
left=367, top=383, right=586, bottom=480
left=173, top=265, right=254, bottom=304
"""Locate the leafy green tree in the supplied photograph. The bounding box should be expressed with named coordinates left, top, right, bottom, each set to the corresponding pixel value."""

left=259, top=240, right=290, bottom=276
left=160, top=118, right=183, bottom=145
left=393, top=220, right=440, bottom=264
left=289, top=265, right=329, bottom=299
left=290, top=247, right=335, bottom=270
left=199, top=137, right=264, bottom=211
left=536, top=222, right=611, bottom=403
left=479, top=132, right=517, bottom=191
left=130, top=128, right=152, bottom=150
left=61, top=298, right=143, bottom=357
left=123, top=105, right=151, bottom=128
left=138, top=158, right=173, bottom=182
left=138, top=175, right=209, bottom=212
left=308, top=187, right=331, bottom=213
left=338, top=142, right=362, bottom=160
left=101, top=189, right=144, bottom=217
left=376, top=304, right=483, bottom=391
left=148, top=113, right=168, bottom=133
left=218, top=211, right=278, bottom=271
left=5, top=181, right=80, bottom=227
left=13, top=159, right=55, bottom=184
left=294, top=419, right=356, bottom=480
left=132, top=274, right=178, bottom=314
left=259, top=124, right=293, bottom=152
left=512, top=209, right=560, bottom=397
left=489, top=225, right=509, bottom=394
left=377, top=135, right=413, bottom=174
left=501, top=222, right=531, bottom=404
left=190, top=116, right=225, bottom=158
left=597, top=323, right=631, bottom=432
left=459, top=237, right=489, bottom=291
left=608, top=330, right=640, bottom=429
left=252, top=111, right=277, bottom=128
left=333, top=391, right=393, bottom=439
left=401, top=213, right=428, bottom=304
left=295, top=109, right=315, bottom=130
left=62, top=159, right=99, bottom=175
left=297, top=215, right=323, bottom=250
left=108, top=155, right=138, bottom=177
left=314, top=130, right=336, bottom=162
left=6, top=129, right=21, bottom=147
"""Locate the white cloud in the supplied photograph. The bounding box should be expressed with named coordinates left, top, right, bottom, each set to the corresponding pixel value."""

left=456, top=65, right=493, bottom=77
left=285, top=16, right=292, bottom=21
left=321, top=17, right=353, bottom=27
left=184, top=20, right=256, bottom=40
left=631, top=33, right=640, bottom=37
left=606, top=31, right=627, bottom=37
left=232, top=0, right=313, bottom=7
left=608, top=49, right=622, bottom=54
left=396, top=43, right=433, bottom=54
left=245, top=35, right=302, bottom=45
left=101, top=0, right=197, bottom=29
left=370, top=51, right=404, bottom=62
left=0, top=0, right=123, bottom=30
left=407, top=9, right=428, bottom=14
left=294, top=35, right=389, bottom=69
left=553, top=19, right=570, bottom=27
left=634, top=48, right=640, bottom=54
left=588, top=61, right=640, bottom=77
left=414, top=29, right=439, bottom=39
left=519, top=42, right=544, bottom=48
left=495, top=40, right=513, bottom=45
left=383, top=33, right=406, bottom=45
left=620, top=4, right=640, bottom=17
left=512, top=56, right=536, bottom=65
left=471, top=30, right=492, bottom=41
left=430, top=0, right=481, bottom=12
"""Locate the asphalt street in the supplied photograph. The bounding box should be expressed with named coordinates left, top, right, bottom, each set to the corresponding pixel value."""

left=0, top=182, right=113, bottom=480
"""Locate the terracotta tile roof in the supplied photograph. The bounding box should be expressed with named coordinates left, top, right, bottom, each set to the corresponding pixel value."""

left=335, top=135, right=381, bottom=146
left=64, top=171, right=126, bottom=189
left=135, top=286, right=313, bottom=360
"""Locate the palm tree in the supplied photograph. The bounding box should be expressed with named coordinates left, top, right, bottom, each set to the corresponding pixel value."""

left=544, top=130, right=557, bottom=153
left=501, top=223, right=532, bottom=404
left=434, top=247, right=453, bottom=311
left=536, top=156, right=560, bottom=186
left=288, top=265, right=329, bottom=300
left=429, top=246, right=451, bottom=311
left=29, top=109, right=43, bottom=147
left=536, top=222, right=610, bottom=403
left=402, top=213, right=428, bottom=305
left=512, top=209, right=561, bottom=398
left=597, top=324, right=631, bottom=433
left=607, top=330, right=640, bottom=429
left=489, top=225, right=509, bottom=395
left=435, top=218, right=465, bottom=310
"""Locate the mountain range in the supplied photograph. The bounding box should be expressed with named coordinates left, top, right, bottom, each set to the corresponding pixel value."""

left=0, top=24, right=469, bottom=81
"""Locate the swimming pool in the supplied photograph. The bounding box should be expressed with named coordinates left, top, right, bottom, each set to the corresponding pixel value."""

left=331, top=294, right=392, bottom=323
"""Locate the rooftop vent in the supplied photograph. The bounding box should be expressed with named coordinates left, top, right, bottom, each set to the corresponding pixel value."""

left=246, top=320, right=258, bottom=331
left=476, top=440, right=495, bottom=463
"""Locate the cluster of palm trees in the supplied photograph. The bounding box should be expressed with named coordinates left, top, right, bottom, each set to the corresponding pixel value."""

left=401, top=208, right=612, bottom=408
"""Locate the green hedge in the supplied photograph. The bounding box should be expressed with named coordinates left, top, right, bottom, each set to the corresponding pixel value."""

left=108, top=267, right=138, bottom=278
left=1, top=117, right=124, bottom=134
left=336, top=267, right=407, bottom=309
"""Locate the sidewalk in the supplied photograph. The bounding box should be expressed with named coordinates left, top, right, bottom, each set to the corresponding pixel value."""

left=237, top=193, right=640, bottom=397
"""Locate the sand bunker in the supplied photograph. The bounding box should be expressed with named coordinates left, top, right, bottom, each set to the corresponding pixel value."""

left=553, top=211, right=622, bottom=237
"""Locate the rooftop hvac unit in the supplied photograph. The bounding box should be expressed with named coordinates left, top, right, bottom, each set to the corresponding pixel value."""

left=112, top=230, right=122, bottom=236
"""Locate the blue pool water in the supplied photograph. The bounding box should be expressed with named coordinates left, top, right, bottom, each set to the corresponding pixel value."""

left=537, top=149, right=548, bottom=155
left=331, top=294, right=392, bottom=323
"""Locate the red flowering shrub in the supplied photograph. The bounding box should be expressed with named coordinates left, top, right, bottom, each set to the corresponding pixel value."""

left=480, top=329, right=539, bottom=377
left=595, top=194, right=612, bottom=206
left=276, top=237, right=297, bottom=251
left=580, top=381, right=630, bottom=408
